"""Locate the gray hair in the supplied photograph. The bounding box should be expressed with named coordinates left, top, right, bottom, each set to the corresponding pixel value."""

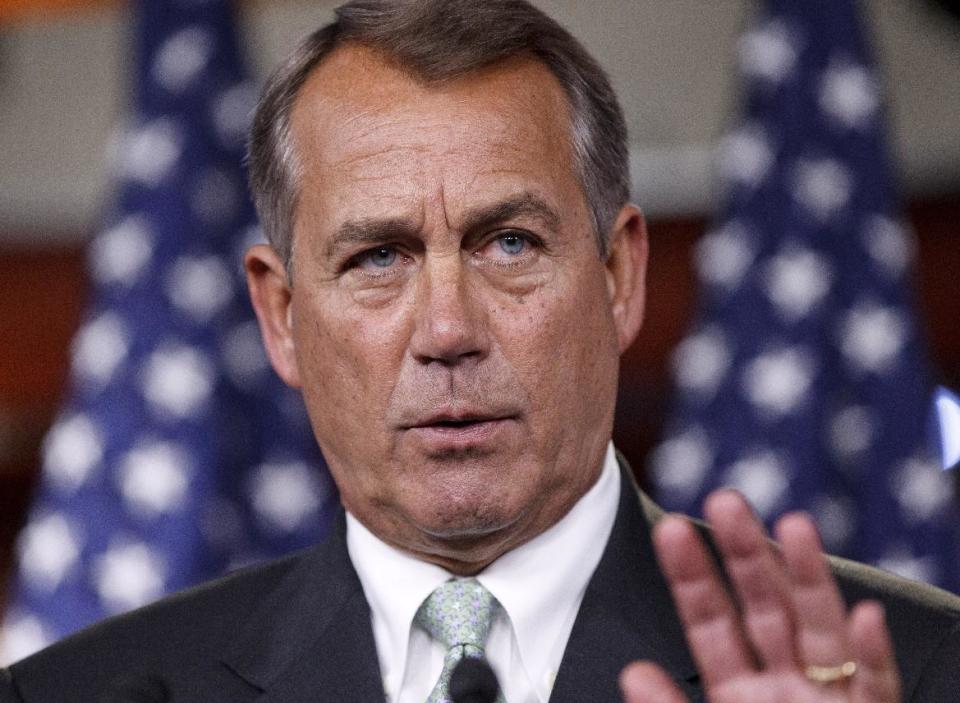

left=247, top=0, right=630, bottom=274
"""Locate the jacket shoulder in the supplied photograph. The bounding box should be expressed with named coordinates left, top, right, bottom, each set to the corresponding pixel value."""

left=6, top=549, right=307, bottom=702
left=828, top=552, right=960, bottom=618
left=0, top=667, right=21, bottom=703
left=827, top=555, right=960, bottom=702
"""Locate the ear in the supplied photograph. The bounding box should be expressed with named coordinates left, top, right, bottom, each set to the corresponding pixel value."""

left=244, top=244, right=302, bottom=388
left=604, top=204, right=648, bottom=353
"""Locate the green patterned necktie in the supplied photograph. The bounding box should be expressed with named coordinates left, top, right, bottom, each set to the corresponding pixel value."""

left=415, top=578, right=504, bottom=703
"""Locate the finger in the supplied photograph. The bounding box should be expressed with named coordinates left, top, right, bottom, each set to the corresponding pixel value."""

left=774, top=512, right=851, bottom=669
left=849, top=601, right=900, bottom=703
left=653, top=514, right=756, bottom=690
left=705, top=490, right=798, bottom=671
left=619, top=661, right=688, bottom=703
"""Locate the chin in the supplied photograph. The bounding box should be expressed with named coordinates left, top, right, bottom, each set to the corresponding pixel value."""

left=418, top=514, right=512, bottom=541
left=411, top=491, right=524, bottom=543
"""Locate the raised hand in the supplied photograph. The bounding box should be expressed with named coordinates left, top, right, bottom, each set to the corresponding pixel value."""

left=620, top=490, right=901, bottom=703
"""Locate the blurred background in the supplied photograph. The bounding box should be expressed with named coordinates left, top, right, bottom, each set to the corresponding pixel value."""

left=1, top=0, right=959, bottom=660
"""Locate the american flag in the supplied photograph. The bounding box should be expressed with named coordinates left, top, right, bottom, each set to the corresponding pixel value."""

left=651, top=0, right=960, bottom=592
left=1, top=0, right=336, bottom=663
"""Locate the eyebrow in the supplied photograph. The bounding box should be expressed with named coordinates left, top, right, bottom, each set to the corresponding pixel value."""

left=459, top=192, right=562, bottom=236
left=324, top=217, right=421, bottom=260
left=324, top=191, right=562, bottom=260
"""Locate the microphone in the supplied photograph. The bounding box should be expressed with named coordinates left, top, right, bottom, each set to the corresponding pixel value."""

left=449, top=657, right=501, bottom=703
left=99, top=674, right=169, bottom=703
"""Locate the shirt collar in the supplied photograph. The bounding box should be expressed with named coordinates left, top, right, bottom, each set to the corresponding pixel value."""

left=476, top=443, right=620, bottom=694
left=346, top=443, right=621, bottom=697
left=346, top=510, right=449, bottom=691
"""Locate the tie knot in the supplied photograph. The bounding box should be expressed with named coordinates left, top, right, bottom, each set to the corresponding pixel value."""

left=415, top=578, right=499, bottom=649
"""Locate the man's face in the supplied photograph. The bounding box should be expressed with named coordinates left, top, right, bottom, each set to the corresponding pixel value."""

left=247, top=45, right=647, bottom=573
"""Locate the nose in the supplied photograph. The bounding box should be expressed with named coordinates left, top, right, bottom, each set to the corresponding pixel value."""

left=409, top=255, right=489, bottom=366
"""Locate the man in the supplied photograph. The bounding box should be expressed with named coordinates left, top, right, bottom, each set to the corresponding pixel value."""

left=3, top=1, right=959, bottom=701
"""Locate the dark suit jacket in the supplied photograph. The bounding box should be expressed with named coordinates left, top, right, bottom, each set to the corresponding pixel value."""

left=3, top=468, right=960, bottom=702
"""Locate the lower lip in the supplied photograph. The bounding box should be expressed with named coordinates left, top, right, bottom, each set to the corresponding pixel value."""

left=406, top=419, right=514, bottom=450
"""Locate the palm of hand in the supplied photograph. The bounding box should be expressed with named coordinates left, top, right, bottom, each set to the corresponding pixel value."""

left=619, top=491, right=900, bottom=703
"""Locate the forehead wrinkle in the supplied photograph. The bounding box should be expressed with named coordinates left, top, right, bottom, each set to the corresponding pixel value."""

left=300, top=97, right=443, bottom=174
left=324, top=138, right=436, bottom=174
left=293, top=46, right=589, bottom=270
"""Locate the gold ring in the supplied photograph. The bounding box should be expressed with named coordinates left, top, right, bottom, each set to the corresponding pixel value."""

left=805, top=661, right=857, bottom=685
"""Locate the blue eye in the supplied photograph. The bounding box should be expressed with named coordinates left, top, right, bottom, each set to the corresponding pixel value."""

left=366, top=246, right=397, bottom=268
left=497, top=233, right=526, bottom=255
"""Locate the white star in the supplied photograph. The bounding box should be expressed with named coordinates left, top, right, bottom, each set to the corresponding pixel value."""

left=212, top=81, right=258, bottom=148
left=838, top=302, right=906, bottom=374
left=722, top=450, right=790, bottom=519
left=695, top=221, right=755, bottom=290
left=93, top=542, right=166, bottom=614
left=934, top=386, right=960, bottom=470
left=828, top=405, right=877, bottom=462
left=118, top=441, right=190, bottom=517
left=891, top=457, right=953, bottom=524
left=792, top=158, right=852, bottom=221
left=738, top=19, right=798, bottom=84
left=116, top=118, right=183, bottom=186
left=0, top=613, right=52, bottom=666
left=71, top=312, right=130, bottom=389
left=819, top=60, right=879, bottom=129
left=862, top=215, right=913, bottom=279
left=811, top=494, right=855, bottom=552
left=165, top=255, right=234, bottom=322
left=222, top=320, right=270, bottom=388
left=140, top=345, right=214, bottom=418
left=152, top=26, right=214, bottom=93
left=672, top=326, right=732, bottom=398
left=43, top=414, right=103, bottom=491
left=762, top=247, right=832, bottom=321
left=717, top=124, right=774, bottom=188
left=877, top=548, right=937, bottom=584
left=250, top=461, right=327, bottom=533
left=90, top=215, right=154, bottom=286
left=651, top=428, right=714, bottom=499
left=741, top=347, right=815, bottom=419
left=16, top=513, right=82, bottom=592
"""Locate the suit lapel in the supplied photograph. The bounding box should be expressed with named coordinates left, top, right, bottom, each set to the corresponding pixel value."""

left=218, top=513, right=385, bottom=703
left=549, top=464, right=703, bottom=703
left=212, top=464, right=702, bottom=702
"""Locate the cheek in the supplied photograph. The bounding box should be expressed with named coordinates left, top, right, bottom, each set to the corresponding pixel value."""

left=494, top=270, right=618, bottom=413
left=290, top=293, right=407, bottom=427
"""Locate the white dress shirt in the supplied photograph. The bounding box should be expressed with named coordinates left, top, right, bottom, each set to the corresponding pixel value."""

left=346, top=443, right=621, bottom=703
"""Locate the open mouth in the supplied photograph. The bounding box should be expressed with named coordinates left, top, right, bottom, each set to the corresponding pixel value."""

left=404, top=413, right=517, bottom=446
left=429, top=418, right=491, bottom=429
